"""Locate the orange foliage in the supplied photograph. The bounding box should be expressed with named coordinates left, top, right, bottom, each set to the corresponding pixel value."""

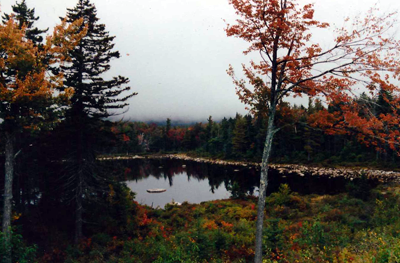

left=202, top=219, right=218, bottom=230
left=0, top=16, right=86, bottom=130
left=221, top=220, right=234, bottom=231
left=226, top=0, right=400, bottom=154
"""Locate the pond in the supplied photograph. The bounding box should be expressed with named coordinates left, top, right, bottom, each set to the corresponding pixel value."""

left=117, top=158, right=378, bottom=208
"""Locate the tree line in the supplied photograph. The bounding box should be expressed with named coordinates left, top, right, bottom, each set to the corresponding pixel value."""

left=110, top=92, right=399, bottom=166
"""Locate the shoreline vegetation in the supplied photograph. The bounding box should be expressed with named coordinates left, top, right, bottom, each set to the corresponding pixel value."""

left=98, top=153, right=400, bottom=183
left=34, top=170, right=400, bottom=263
left=68, top=155, right=400, bottom=263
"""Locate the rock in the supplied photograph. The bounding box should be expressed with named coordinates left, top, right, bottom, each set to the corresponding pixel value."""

left=98, top=153, right=400, bottom=183
left=147, top=189, right=166, bottom=193
left=166, top=199, right=181, bottom=206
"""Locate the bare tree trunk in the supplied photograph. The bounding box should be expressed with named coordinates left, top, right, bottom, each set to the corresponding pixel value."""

left=254, top=110, right=276, bottom=263
left=74, top=129, right=84, bottom=244
left=2, top=131, right=14, bottom=263
left=74, top=171, right=83, bottom=244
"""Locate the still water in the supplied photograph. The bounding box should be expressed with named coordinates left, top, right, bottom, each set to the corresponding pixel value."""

left=118, top=158, right=376, bottom=208
left=127, top=172, right=231, bottom=208
left=122, top=158, right=258, bottom=207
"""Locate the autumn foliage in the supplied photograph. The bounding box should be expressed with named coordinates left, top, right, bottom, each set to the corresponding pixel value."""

left=0, top=17, right=86, bottom=130
left=0, top=11, right=86, bottom=263
left=226, top=0, right=400, bottom=261
left=226, top=0, right=400, bottom=153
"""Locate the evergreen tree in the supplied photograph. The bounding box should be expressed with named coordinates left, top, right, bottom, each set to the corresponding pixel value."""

left=163, top=118, right=172, bottom=151
left=232, top=115, right=248, bottom=157
left=58, top=0, right=136, bottom=243
left=244, top=114, right=256, bottom=156
left=376, top=87, right=393, bottom=117
left=206, top=116, right=213, bottom=152
left=166, top=118, right=172, bottom=133
left=2, top=0, right=48, bottom=46
left=60, top=0, right=135, bottom=119
left=1, top=0, right=49, bottom=223
left=182, top=127, right=193, bottom=150
left=1, top=1, right=48, bottom=81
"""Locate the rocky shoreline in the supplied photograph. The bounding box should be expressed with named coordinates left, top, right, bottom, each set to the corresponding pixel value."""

left=98, top=154, right=400, bottom=183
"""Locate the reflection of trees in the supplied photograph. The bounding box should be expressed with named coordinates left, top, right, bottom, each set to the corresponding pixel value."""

left=223, top=168, right=259, bottom=197
left=120, top=159, right=260, bottom=195
left=118, top=159, right=375, bottom=197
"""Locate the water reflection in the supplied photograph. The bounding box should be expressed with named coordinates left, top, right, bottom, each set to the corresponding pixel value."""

left=0, top=157, right=381, bottom=209
left=115, top=159, right=379, bottom=208
left=120, top=159, right=258, bottom=207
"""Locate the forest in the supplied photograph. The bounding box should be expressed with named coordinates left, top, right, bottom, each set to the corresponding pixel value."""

left=110, top=92, right=400, bottom=167
left=1, top=0, right=400, bottom=263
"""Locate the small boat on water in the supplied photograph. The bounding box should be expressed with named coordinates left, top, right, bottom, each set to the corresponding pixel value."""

left=146, top=188, right=166, bottom=193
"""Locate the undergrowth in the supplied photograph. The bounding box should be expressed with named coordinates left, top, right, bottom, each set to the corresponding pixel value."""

left=37, top=182, right=400, bottom=263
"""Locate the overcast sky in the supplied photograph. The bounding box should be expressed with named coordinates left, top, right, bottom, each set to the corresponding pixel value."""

left=1, top=0, right=400, bottom=123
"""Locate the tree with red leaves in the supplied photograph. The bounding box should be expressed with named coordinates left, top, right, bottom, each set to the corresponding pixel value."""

left=226, top=0, right=400, bottom=261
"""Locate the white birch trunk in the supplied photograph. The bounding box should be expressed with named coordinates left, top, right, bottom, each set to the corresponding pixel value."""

left=254, top=109, right=276, bottom=263
left=2, top=131, right=14, bottom=263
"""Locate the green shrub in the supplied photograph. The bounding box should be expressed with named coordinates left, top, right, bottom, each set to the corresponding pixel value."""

left=0, top=228, right=37, bottom=263
left=372, top=197, right=400, bottom=227
left=212, top=230, right=232, bottom=254
left=232, top=219, right=254, bottom=247
left=266, top=184, right=291, bottom=207
left=263, top=219, right=284, bottom=251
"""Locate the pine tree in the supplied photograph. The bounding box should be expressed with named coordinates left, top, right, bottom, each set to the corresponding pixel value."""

left=244, top=114, right=256, bottom=157
left=376, top=87, right=393, bottom=117
left=60, top=0, right=135, bottom=119
left=232, top=115, right=248, bottom=157
left=206, top=116, right=213, bottom=152
left=2, top=0, right=48, bottom=46
left=58, top=0, right=136, bottom=243
left=1, top=1, right=48, bottom=82
left=162, top=118, right=172, bottom=151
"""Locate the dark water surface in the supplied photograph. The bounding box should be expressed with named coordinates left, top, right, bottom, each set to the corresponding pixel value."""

left=118, top=158, right=377, bottom=208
